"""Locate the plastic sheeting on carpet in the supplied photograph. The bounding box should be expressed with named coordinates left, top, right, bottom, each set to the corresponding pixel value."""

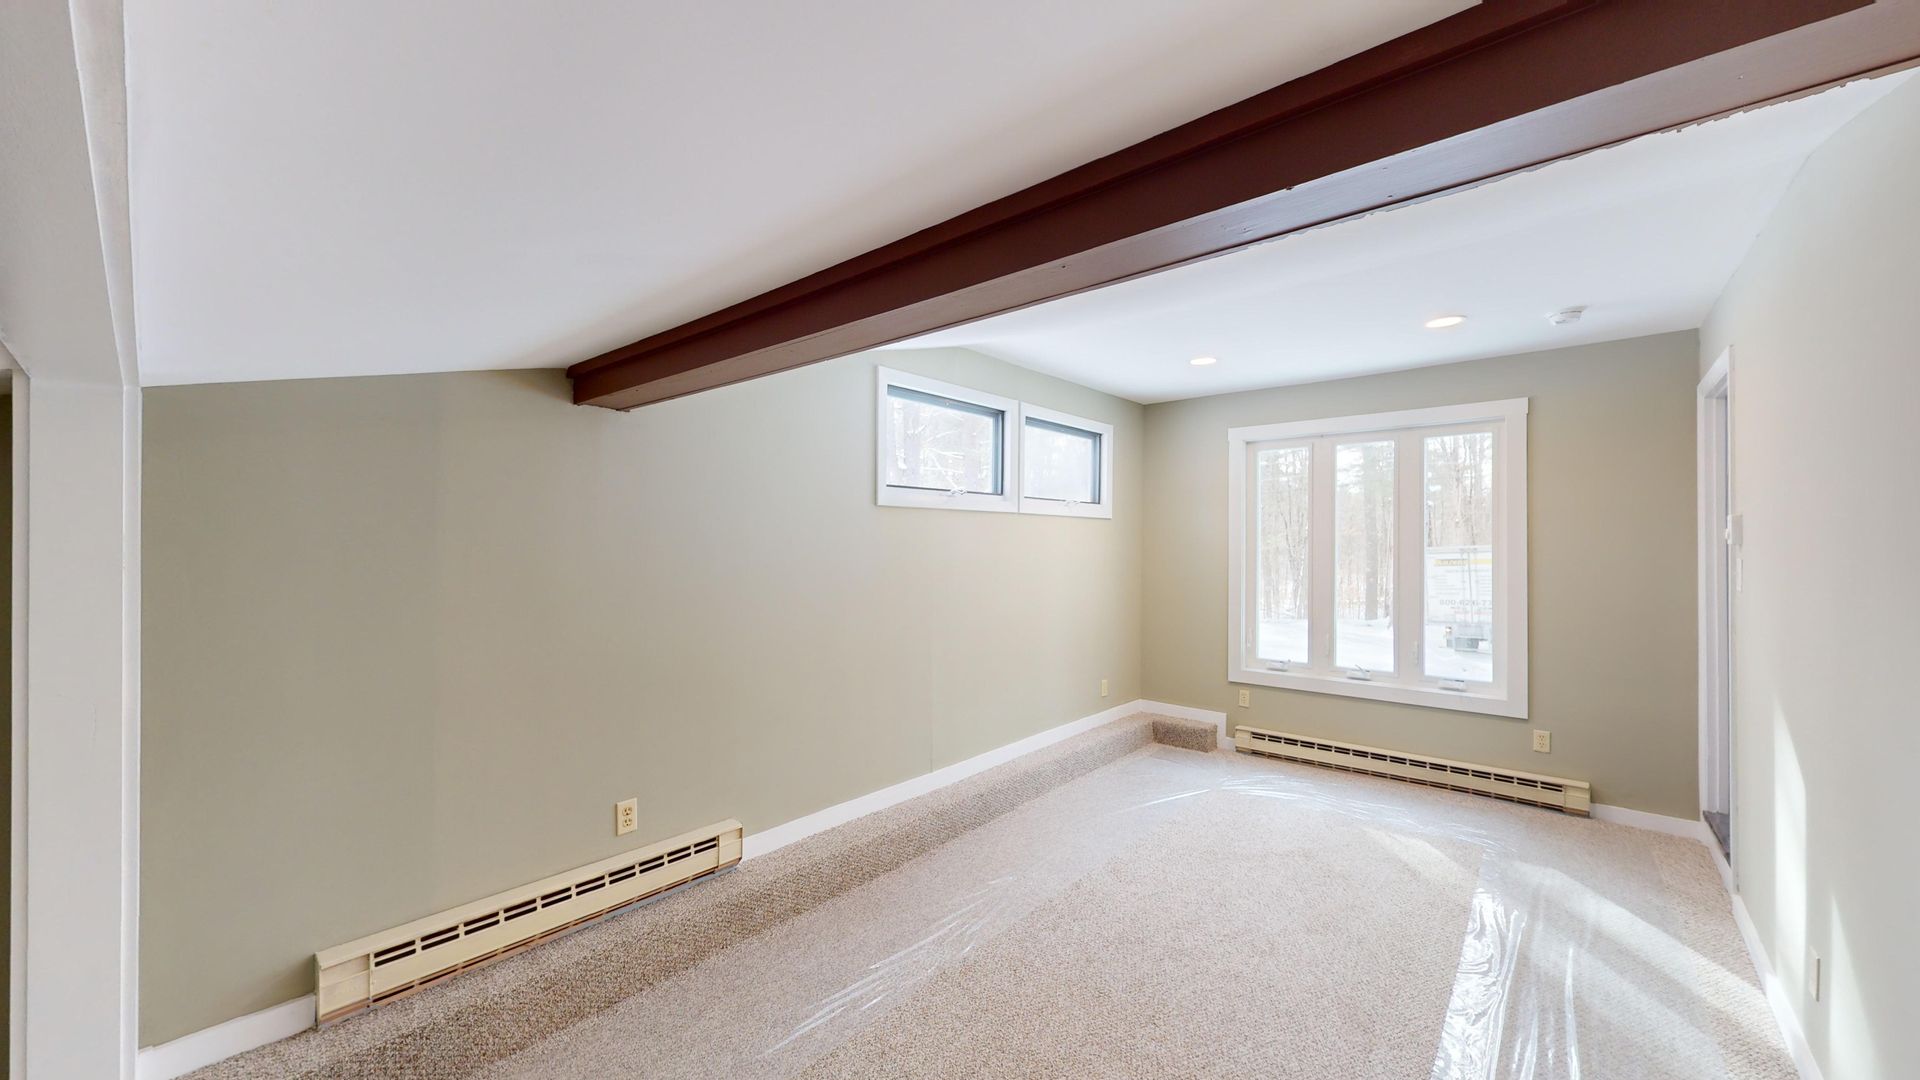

left=470, top=745, right=1793, bottom=1080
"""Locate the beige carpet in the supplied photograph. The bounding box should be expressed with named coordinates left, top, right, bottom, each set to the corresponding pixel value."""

left=197, top=717, right=1795, bottom=1079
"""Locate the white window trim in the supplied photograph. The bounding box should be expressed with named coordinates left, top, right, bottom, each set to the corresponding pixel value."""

left=1018, top=403, right=1114, bottom=519
left=875, top=367, right=1019, bottom=513
left=1226, top=398, right=1528, bottom=719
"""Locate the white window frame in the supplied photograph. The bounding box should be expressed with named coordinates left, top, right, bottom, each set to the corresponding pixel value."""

left=1227, top=398, right=1528, bottom=718
left=875, top=367, right=1019, bottom=513
left=1018, top=403, right=1114, bottom=519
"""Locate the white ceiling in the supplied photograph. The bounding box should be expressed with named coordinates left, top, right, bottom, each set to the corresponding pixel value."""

left=900, top=73, right=1911, bottom=403
left=126, top=0, right=1473, bottom=386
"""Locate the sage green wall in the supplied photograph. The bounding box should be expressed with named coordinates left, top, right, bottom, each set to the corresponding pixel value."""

left=140, top=348, right=1143, bottom=1043
left=1141, top=333, right=1700, bottom=817
left=1698, top=76, right=1920, bottom=1080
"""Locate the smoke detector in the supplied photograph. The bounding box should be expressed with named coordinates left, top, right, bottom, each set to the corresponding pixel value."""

left=1548, top=306, right=1587, bottom=326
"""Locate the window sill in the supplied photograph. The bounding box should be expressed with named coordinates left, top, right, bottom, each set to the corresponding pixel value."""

left=1228, top=665, right=1527, bottom=719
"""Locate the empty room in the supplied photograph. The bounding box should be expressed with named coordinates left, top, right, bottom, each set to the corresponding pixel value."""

left=3, top=2, right=1917, bottom=1078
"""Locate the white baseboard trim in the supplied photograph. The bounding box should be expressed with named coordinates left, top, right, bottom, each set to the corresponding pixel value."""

left=1134, top=700, right=1230, bottom=749
left=136, top=994, right=315, bottom=1080
left=743, top=698, right=1154, bottom=860
left=1725, top=883, right=1824, bottom=1080
left=1591, top=805, right=1821, bottom=1079
left=1590, top=802, right=1716, bottom=845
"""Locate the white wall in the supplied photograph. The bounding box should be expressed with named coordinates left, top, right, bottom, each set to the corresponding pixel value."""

left=13, top=380, right=141, bottom=1079
left=1, top=0, right=142, bottom=1076
left=1699, top=75, right=1920, bottom=1080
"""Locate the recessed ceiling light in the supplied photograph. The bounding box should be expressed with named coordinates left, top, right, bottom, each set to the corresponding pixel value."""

left=1189, top=355, right=1218, bottom=366
left=1424, top=315, right=1468, bottom=329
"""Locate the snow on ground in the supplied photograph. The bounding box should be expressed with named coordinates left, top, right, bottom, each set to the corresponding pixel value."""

left=1256, top=618, right=1492, bottom=682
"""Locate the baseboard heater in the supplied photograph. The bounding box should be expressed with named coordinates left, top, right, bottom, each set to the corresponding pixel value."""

left=314, top=819, right=743, bottom=1024
left=1234, top=726, right=1591, bottom=815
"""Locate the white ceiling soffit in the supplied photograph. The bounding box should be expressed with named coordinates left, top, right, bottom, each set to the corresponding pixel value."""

left=126, top=0, right=1476, bottom=387
left=899, top=72, right=1912, bottom=404
left=0, top=0, right=125, bottom=384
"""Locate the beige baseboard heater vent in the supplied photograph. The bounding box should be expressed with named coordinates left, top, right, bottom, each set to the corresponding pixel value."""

left=315, top=819, right=743, bottom=1023
left=1234, top=726, right=1591, bottom=815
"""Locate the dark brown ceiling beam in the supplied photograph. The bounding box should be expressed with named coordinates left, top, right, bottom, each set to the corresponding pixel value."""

left=571, top=0, right=1917, bottom=409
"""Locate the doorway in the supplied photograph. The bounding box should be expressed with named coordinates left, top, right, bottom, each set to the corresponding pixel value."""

left=1698, top=350, right=1734, bottom=867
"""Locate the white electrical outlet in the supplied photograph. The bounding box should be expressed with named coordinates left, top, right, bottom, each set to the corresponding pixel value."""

left=1100, top=678, right=1109, bottom=698
left=1532, top=730, right=1552, bottom=753
left=1809, top=953, right=1822, bottom=1002
left=615, top=798, right=638, bottom=836
left=1238, top=688, right=1251, bottom=708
